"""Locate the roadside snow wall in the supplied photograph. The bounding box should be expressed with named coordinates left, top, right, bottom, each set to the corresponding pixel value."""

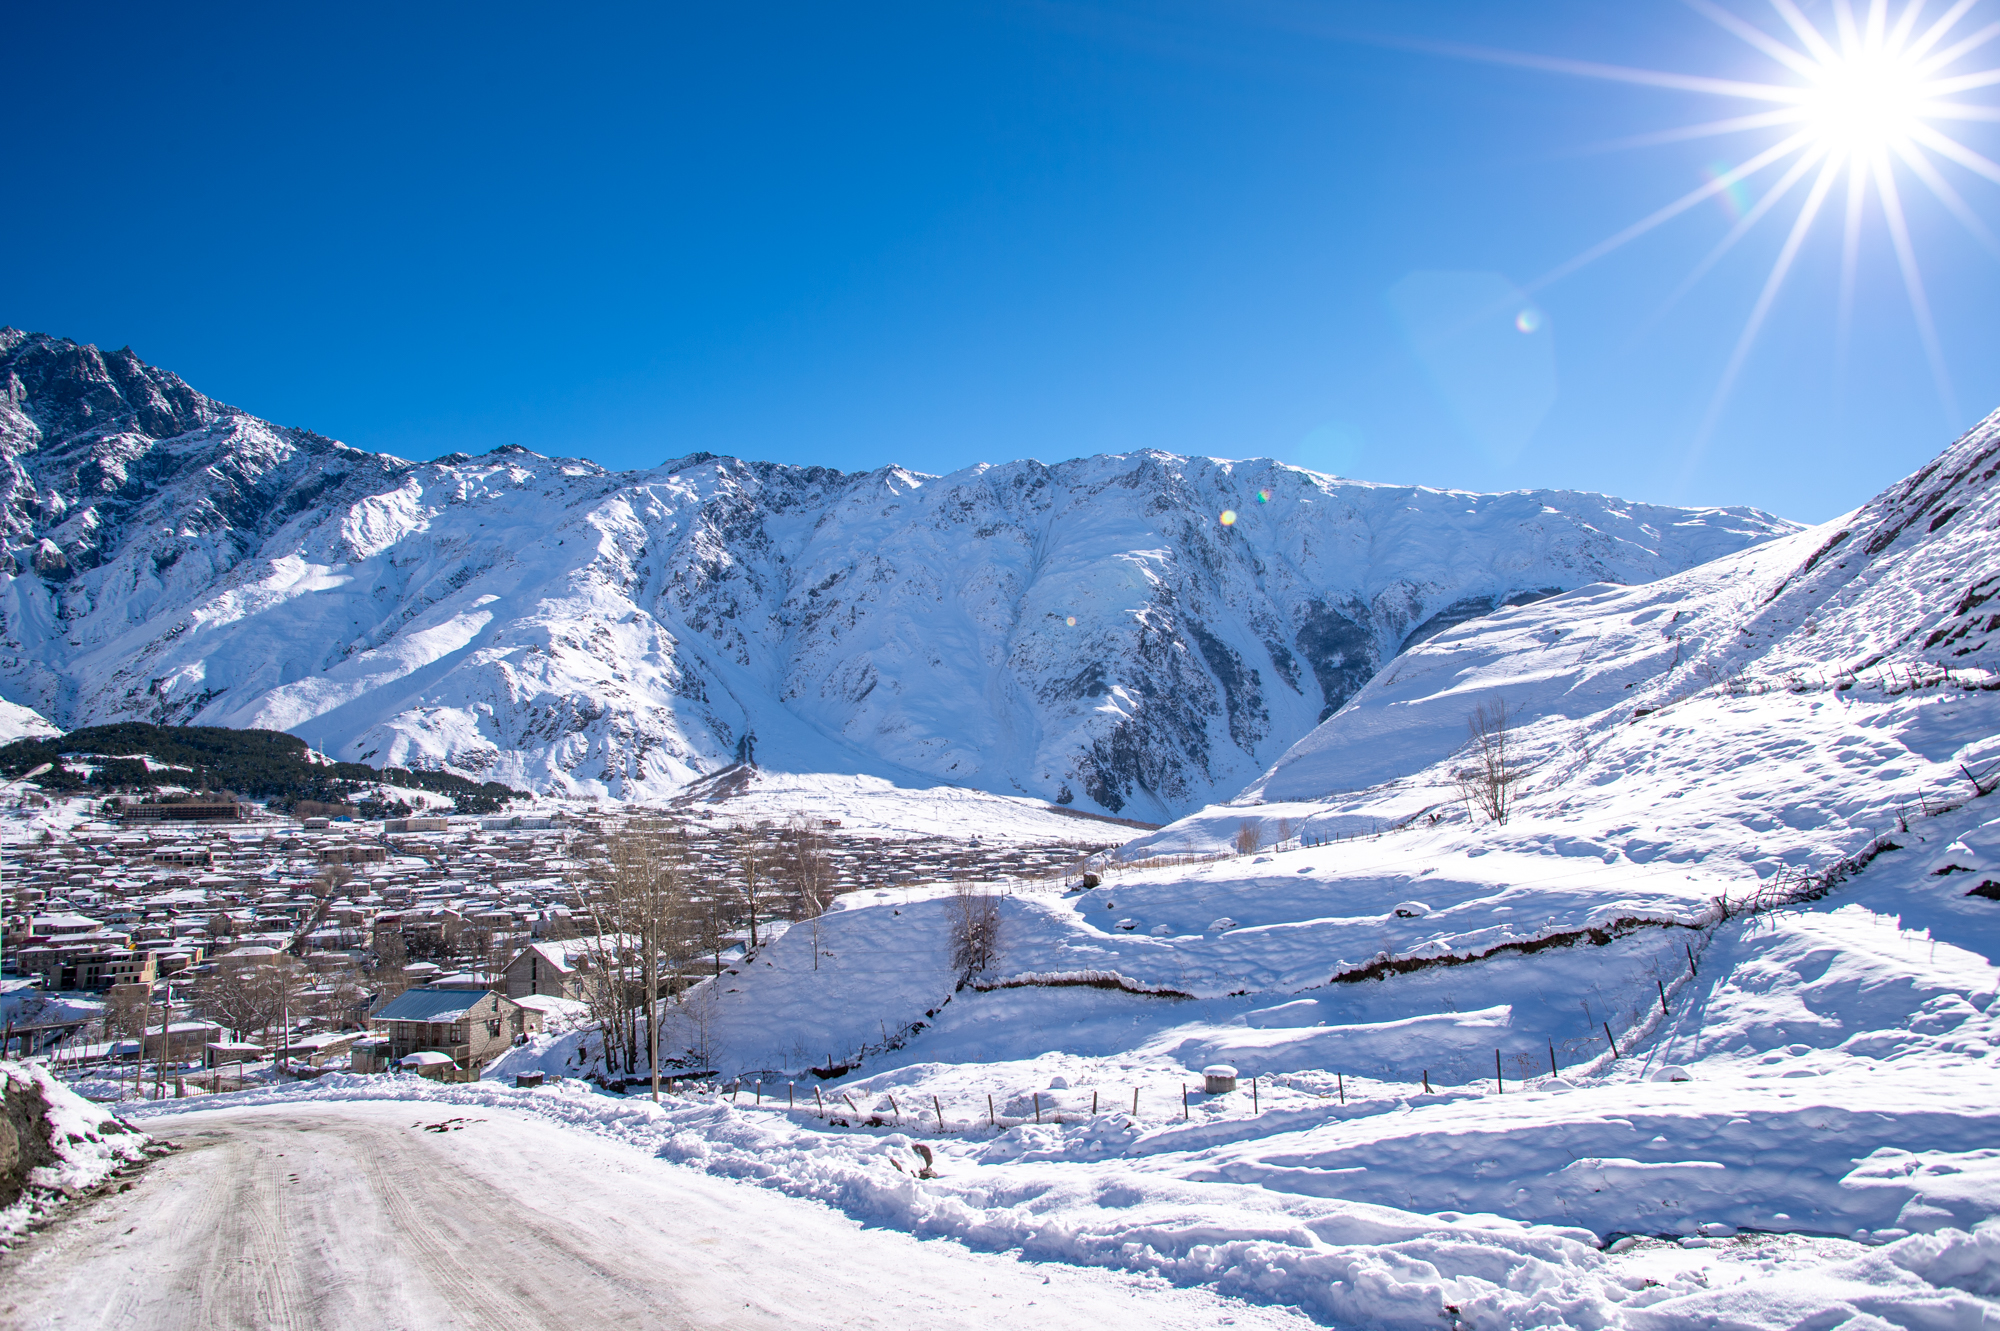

left=0, top=1060, right=155, bottom=1248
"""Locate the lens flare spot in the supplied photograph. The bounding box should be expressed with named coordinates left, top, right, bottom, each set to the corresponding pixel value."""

left=1065, top=616, right=1076, bottom=627
left=1255, top=489, right=1270, bottom=504
left=1705, top=162, right=1752, bottom=220
left=1514, top=307, right=1543, bottom=334
left=1219, top=510, right=1238, bottom=526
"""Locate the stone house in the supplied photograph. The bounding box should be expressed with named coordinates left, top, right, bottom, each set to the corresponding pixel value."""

left=317, top=845, right=387, bottom=865
left=502, top=942, right=582, bottom=999
left=370, top=986, right=540, bottom=1071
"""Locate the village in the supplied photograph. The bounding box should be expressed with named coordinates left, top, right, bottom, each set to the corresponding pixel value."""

left=0, top=786, right=1107, bottom=1100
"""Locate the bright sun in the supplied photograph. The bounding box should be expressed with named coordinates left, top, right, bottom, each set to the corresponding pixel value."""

left=1802, top=48, right=1930, bottom=148
left=1448, top=0, right=2000, bottom=444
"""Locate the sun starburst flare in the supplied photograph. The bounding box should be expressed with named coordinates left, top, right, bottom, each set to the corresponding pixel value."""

left=1425, top=0, right=2000, bottom=456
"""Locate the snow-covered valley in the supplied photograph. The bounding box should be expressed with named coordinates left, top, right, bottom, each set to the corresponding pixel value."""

left=7, top=330, right=2000, bottom=1327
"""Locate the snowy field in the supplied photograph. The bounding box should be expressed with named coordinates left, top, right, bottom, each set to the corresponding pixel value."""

left=657, top=766, right=1145, bottom=842
left=110, top=794, right=2000, bottom=1327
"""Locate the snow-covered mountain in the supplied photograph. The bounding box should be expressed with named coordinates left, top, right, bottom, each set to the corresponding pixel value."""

left=1174, top=401, right=2000, bottom=862
left=0, top=329, right=1794, bottom=817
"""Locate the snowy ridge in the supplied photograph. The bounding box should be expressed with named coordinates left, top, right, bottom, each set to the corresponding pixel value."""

left=0, top=329, right=1792, bottom=818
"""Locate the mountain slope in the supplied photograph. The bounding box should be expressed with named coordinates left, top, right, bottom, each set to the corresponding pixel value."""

left=1206, top=406, right=2000, bottom=845
left=0, top=329, right=1794, bottom=817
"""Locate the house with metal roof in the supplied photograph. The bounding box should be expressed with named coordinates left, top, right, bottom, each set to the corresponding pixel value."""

left=370, top=985, right=539, bottom=1073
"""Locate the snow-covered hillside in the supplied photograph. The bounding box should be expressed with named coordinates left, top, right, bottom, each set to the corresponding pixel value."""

left=1188, top=402, right=2000, bottom=866
left=0, top=329, right=1792, bottom=819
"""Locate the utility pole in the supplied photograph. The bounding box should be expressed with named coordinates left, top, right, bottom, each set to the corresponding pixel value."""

left=156, top=983, right=170, bottom=1099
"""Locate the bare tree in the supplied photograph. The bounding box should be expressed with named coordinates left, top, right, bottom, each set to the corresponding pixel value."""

left=779, top=815, right=836, bottom=970
left=461, top=924, right=496, bottom=974
left=573, top=966, right=628, bottom=1077
left=1234, top=820, right=1261, bottom=856
left=366, top=928, right=410, bottom=1003
left=194, top=957, right=307, bottom=1047
left=104, top=983, right=149, bottom=1040
left=580, top=818, right=694, bottom=1100
left=1453, top=698, right=1527, bottom=825
left=315, top=966, right=366, bottom=1030
left=403, top=926, right=446, bottom=962
left=732, top=825, right=771, bottom=950
left=947, top=881, right=1002, bottom=987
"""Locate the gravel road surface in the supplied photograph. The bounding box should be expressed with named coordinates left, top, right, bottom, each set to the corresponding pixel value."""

left=0, top=1100, right=1303, bottom=1331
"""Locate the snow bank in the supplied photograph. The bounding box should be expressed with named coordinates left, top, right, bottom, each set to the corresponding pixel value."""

left=128, top=1067, right=2000, bottom=1328
left=1, top=1059, right=155, bottom=1248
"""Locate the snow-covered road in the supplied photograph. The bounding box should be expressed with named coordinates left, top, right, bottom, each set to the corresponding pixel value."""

left=0, top=1100, right=1305, bottom=1331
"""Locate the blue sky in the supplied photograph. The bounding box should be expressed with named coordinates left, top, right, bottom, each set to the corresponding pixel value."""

left=8, top=2, right=1998, bottom=522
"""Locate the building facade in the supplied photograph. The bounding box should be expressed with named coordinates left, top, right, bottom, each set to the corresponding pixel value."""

left=370, top=986, right=539, bottom=1070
